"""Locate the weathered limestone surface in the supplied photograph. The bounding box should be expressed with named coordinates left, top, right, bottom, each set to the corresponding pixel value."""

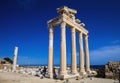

left=79, top=32, right=85, bottom=75
left=47, top=6, right=91, bottom=80
left=59, top=22, right=67, bottom=78
left=48, top=27, right=54, bottom=78
left=71, top=28, right=77, bottom=74
left=13, top=47, right=18, bottom=71
left=0, top=59, right=12, bottom=70
left=105, top=62, right=120, bottom=79
left=84, top=35, right=90, bottom=73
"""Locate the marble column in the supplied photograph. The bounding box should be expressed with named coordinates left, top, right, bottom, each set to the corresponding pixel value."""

left=84, top=35, right=90, bottom=73
left=13, top=46, right=18, bottom=71
left=48, top=26, right=54, bottom=78
left=60, top=21, right=67, bottom=76
left=78, top=32, right=85, bottom=75
left=71, top=28, right=77, bottom=74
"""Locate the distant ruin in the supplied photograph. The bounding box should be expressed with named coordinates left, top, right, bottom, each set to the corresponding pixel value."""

left=0, top=47, right=19, bottom=71
left=105, top=62, right=120, bottom=79
left=0, top=58, right=12, bottom=70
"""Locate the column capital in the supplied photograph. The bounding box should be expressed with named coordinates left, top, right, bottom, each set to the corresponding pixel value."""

left=71, top=27, right=75, bottom=33
left=48, top=24, right=54, bottom=28
left=84, top=34, right=88, bottom=37
left=79, top=32, right=83, bottom=39
left=84, top=34, right=88, bottom=40
left=61, top=21, right=66, bottom=28
left=49, top=27, right=54, bottom=33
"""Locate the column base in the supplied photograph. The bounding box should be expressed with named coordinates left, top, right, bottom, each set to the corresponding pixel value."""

left=79, top=68, right=86, bottom=75
left=59, top=70, right=67, bottom=80
left=12, top=70, right=16, bottom=72
left=46, top=73, right=53, bottom=79
left=80, top=71, right=86, bottom=75
left=58, top=74, right=79, bottom=80
left=58, top=74, right=68, bottom=80
left=79, top=71, right=87, bottom=78
left=71, top=70, right=78, bottom=75
left=86, top=70, right=91, bottom=74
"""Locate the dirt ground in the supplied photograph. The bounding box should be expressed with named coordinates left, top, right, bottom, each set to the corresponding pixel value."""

left=0, top=72, right=118, bottom=83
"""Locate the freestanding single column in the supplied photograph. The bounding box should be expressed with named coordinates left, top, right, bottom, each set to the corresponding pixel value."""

left=78, top=32, right=85, bottom=75
left=71, top=28, right=77, bottom=74
left=84, top=35, right=90, bottom=74
left=12, top=46, right=18, bottom=71
left=60, top=21, right=67, bottom=79
left=48, top=26, right=54, bottom=78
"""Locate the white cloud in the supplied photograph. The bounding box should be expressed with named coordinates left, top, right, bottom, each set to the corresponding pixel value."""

left=111, top=40, right=120, bottom=44
left=90, top=45, right=120, bottom=65
left=90, top=45, right=120, bottom=56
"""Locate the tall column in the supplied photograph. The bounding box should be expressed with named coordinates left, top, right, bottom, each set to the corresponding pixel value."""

left=71, top=28, right=77, bottom=74
left=48, top=26, right=54, bottom=78
left=84, top=35, right=90, bottom=73
left=13, top=46, right=18, bottom=71
left=60, top=21, right=67, bottom=76
left=78, top=32, right=85, bottom=75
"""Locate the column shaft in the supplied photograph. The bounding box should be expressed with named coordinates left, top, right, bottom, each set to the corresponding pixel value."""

left=13, top=47, right=18, bottom=71
left=84, top=35, right=90, bottom=73
left=78, top=32, right=85, bottom=74
left=48, top=27, right=54, bottom=78
left=71, top=28, right=77, bottom=74
left=60, top=22, right=67, bottom=75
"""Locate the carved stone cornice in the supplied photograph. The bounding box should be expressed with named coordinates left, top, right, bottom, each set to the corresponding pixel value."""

left=47, top=6, right=88, bottom=35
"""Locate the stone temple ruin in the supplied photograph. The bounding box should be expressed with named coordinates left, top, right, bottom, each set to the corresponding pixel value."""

left=47, top=6, right=91, bottom=79
left=0, top=6, right=92, bottom=80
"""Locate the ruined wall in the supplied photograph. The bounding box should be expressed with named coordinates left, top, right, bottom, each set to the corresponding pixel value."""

left=105, top=62, right=120, bottom=79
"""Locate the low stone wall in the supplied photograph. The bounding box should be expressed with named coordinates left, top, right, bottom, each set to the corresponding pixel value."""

left=0, top=64, right=12, bottom=69
left=105, top=62, right=120, bottom=79
left=0, top=64, right=4, bottom=69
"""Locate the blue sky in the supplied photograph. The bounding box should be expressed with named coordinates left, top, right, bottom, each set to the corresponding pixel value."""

left=0, top=0, right=120, bottom=65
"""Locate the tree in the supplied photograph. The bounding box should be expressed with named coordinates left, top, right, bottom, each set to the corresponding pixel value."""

left=3, top=57, right=13, bottom=64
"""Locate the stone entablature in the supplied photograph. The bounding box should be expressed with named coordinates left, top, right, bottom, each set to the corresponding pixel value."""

left=57, top=6, right=77, bottom=15
left=48, top=6, right=88, bottom=35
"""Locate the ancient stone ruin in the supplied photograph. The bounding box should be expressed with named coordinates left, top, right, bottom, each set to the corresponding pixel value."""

left=105, top=61, right=120, bottom=79
left=47, top=6, right=91, bottom=80
left=0, top=58, right=12, bottom=70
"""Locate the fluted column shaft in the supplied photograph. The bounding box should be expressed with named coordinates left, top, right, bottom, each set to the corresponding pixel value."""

left=84, top=35, right=90, bottom=73
left=71, top=28, right=77, bottom=74
left=60, top=22, right=67, bottom=75
left=78, top=32, right=85, bottom=74
left=48, top=27, right=54, bottom=78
